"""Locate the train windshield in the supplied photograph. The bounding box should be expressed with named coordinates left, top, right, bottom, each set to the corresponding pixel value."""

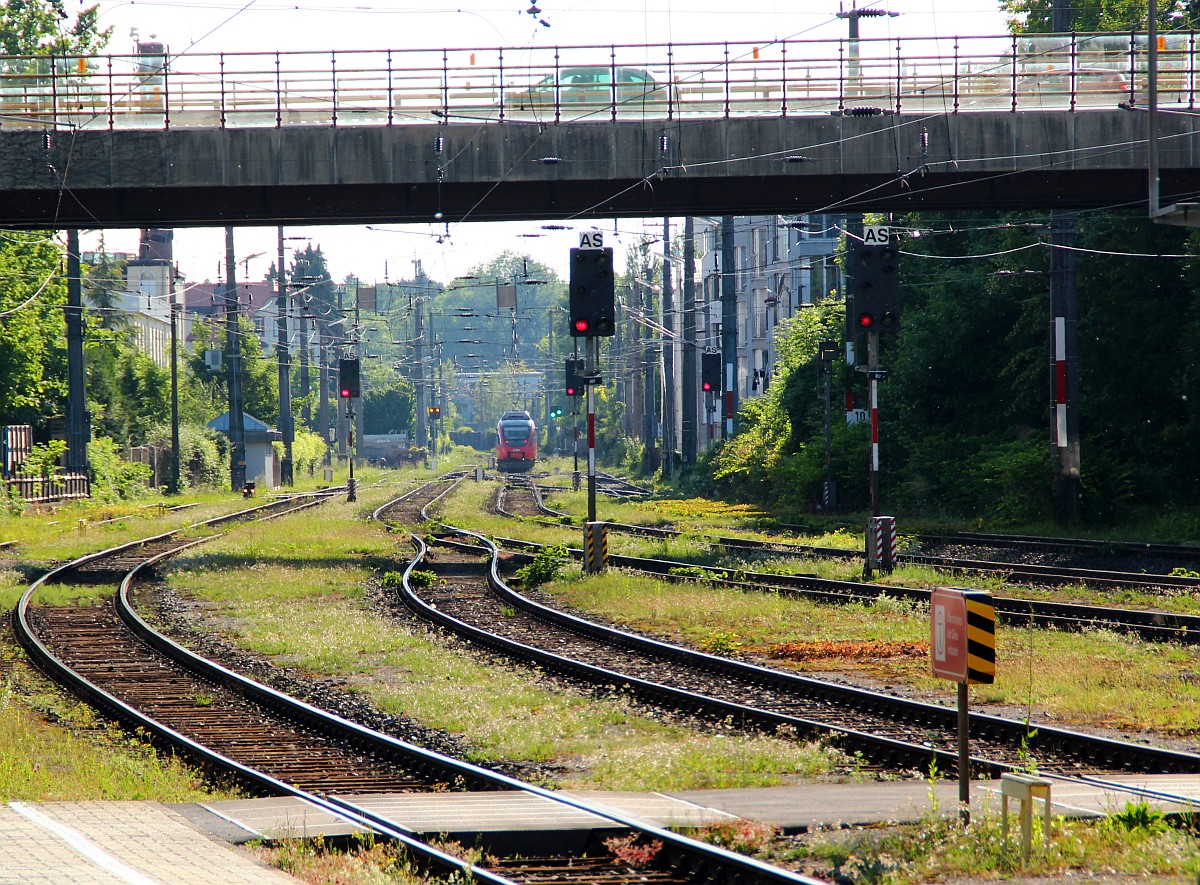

left=500, top=420, right=532, bottom=444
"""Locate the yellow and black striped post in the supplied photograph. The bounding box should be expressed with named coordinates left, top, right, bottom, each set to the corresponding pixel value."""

left=931, top=586, right=996, bottom=824
left=964, top=589, right=996, bottom=685
left=584, top=521, right=608, bottom=574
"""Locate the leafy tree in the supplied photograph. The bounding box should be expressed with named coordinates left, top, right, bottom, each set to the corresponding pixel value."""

left=178, top=315, right=280, bottom=427
left=1000, top=0, right=1192, bottom=32
left=89, top=348, right=171, bottom=446
left=83, top=250, right=130, bottom=332
left=0, top=1, right=111, bottom=60
left=0, top=232, right=68, bottom=424
left=362, top=380, right=414, bottom=435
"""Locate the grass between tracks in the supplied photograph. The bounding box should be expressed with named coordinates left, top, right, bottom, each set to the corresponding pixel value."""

left=436, top=479, right=1200, bottom=734
left=3, top=465, right=1199, bottom=882
left=0, top=570, right=225, bottom=802
left=540, top=569, right=1200, bottom=737
left=166, top=476, right=838, bottom=791
left=0, top=462, right=437, bottom=804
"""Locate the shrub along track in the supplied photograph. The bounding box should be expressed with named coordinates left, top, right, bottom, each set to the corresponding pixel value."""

left=493, top=479, right=1200, bottom=646
left=18, top=476, right=824, bottom=885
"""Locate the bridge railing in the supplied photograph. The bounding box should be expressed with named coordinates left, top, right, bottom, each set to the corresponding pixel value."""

left=0, top=32, right=1192, bottom=130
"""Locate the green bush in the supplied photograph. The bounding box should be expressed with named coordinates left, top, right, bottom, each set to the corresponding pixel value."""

left=407, top=570, right=437, bottom=590
left=515, top=544, right=570, bottom=588
left=88, top=437, right=154, bottom=503
left=147, top=423, right=225, bottom=490
left=380, top=570, right=436, bottom=590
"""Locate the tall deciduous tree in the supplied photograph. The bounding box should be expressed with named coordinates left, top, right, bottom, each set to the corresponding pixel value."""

left=0, top=1, right=110, bottom=60
left=0, top=233, right=67, bottom=424
left=999, top=0, right=1192, bottom=32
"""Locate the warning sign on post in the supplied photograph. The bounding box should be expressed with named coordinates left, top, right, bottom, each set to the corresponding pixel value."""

left=931, top=587, right=996, bottom=684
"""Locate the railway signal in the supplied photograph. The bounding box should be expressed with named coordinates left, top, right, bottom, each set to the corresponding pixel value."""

left=338, top=357, right=360, bottom=398
left=701, top=351, right=721, bottom=393
left=568, top=247, right=615, bottom=337
left=565, top=357, right=585, bottom=397
left=427, top=406, right=442, bottom=419
left=847, top=231, right=900, bottom=333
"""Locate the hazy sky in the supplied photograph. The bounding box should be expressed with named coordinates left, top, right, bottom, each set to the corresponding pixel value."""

left=80, top=0, right=1012, bottom=285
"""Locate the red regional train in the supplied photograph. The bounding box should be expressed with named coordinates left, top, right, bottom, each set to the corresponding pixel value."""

left=496, top=410, right=537, bottom=473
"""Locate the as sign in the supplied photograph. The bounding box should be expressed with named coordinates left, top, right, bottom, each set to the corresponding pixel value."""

left=863, top=225, right=891, bottom=245
left=579, top=231, right=605, bottom=249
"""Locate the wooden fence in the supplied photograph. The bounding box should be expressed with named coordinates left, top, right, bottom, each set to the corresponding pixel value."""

left=3, top=473, right=91, bottom=505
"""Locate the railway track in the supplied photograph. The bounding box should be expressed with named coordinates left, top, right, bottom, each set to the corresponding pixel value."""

left=17, top=476, right=825, bottom=885
left=392, top=529, right=1200, bottom=790
left=493, top=479, right=1200, bottom=644
left=495, top=474, right=547, bottom=519
left=498, top=530, right=1200, bottom=647
left=503, top=476, right=1200, bottom=597
left=376, top=470, right=471, bottom=524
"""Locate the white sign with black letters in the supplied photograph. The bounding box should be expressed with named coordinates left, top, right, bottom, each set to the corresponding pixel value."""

left=579, top=231, right=605, bottom=249
left=863, top=225, right=891, bottom=245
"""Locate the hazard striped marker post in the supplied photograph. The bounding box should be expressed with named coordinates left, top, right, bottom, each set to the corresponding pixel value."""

left=931, top=587, right=996, bottom=824
left=585, top=521, right=608, bottom=573
left=865, top=515, right=897, bottom=575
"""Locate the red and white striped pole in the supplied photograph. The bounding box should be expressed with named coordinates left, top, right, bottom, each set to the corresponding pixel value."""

left=1054, top=316, right=1068, bottom=451
left=870, top=377, right=880, bottom=473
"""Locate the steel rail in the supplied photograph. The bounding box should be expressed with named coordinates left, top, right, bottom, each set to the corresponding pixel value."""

left=492, top=474, right=1200, bottom=642
left=519, top=477, right=1199, bottom=594
left=450, top=533, right=1200, bottom=775
left=16, top=548, right=521, bottom=885
left=390, top=532, right=829, bottom=885
left=916, top=530, right=1200, bottom=561
left=495, top=532, right=1200, bottom=646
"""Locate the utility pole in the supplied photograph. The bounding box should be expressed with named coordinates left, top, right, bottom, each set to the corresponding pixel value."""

left=1049, top=0, right=1080, bottom=522
left=169, top=292, right=180, bottom=494
left=836, top=3, right=897, bottom=96
left=545, top=311, right=554, bottom=449
left=353, top=285, right=364, bottom=460
left=298, top=308, right=311, bottom=427
left=276, top=227, right=294, bottom=486
left=681, top=218, right=697, bottom=466
left=640, top=277, right=656, bottom=470
left=224, top=227, right=246, bottom=492
left=336, top=286, right=348, bottom=461
left=65, top=230, right=89, bottom=477
left=1050, top=211, right=1080, bottom=520
left=661, top=217, right=675, bottom=479
left=628, top=285, right=643, bottom=440
left=720, top=216, right=738, bottom=438
left=318, top=338, right=331, bottom=474
left=414, top=293, right=428, bottom=453
left=867, top=331, right=881, bottom=518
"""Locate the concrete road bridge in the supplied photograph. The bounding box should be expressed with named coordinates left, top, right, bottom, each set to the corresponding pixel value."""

left=2, top=32, right=1199, bottom=227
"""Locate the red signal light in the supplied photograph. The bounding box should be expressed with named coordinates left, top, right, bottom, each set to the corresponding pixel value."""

left=702, top=381, right=713, bottom=392
left=566, top=386, right=578, bottom=396
left=573, top=319, right=590, bottom=333
left=339, top=387, right=351, bottom=398
left=858, top=312, right=875, bottom=328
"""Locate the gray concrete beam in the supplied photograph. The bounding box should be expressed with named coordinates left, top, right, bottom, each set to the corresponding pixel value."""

left=0, top=110, right=1195, bottom=227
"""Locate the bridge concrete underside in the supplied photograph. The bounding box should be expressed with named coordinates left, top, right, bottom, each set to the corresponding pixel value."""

left=2, top=110, right=1197, bottom=228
